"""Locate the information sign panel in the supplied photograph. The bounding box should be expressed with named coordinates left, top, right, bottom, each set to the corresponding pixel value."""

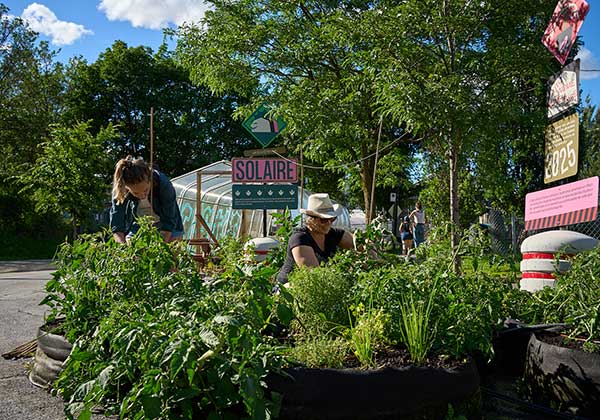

left=232, top=184, right=298, bottom=209
left=525, top=176, right=598, bottom=230
left=544, top=113, right=579, bottom=184
left=547, top=59, right=580, bottom=119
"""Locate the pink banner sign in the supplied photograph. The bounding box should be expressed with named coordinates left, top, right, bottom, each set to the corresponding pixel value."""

left=524, top=176, right=599, bottom=231
left=232, top=158, right=297, bottom=183
left=542, top=0, right=589, bottom=65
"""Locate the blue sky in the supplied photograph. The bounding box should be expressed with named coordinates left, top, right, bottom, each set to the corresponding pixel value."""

left=3, top=1, right=600, bottom=109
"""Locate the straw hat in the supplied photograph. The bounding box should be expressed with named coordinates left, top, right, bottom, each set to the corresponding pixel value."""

left=300, top=193, right=340, bottom=219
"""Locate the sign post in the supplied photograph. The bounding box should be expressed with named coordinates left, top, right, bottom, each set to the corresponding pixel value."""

left=241, top=105, right=289, bottom=236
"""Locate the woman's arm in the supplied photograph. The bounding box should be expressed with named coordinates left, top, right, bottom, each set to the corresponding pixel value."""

left=113, top=232, right=126, bottom=244
left=291, top=245, right=320, bottom=267
left=338, top=230, right=355, bottom=249
left=160, top=230, right=173, bottom=243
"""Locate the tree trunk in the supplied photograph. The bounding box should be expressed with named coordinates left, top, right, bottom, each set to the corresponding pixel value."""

left=72, top=219, right=78, bottom=241
left=361, top=153, right=375, bottom=224
left=448, top=142, right=461, bottom=274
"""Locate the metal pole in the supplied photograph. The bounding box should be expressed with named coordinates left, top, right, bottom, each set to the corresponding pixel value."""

left=369, top=117, right=383, bottom=223
left=299, top=146, right=304, bottom=225
left=196, top=171, right=201, bottom=254
left=149, top=107, right=154, bottom=208
left=263, top=208, right=267, bottom=237
left=392, top=190, right=399, bottom=244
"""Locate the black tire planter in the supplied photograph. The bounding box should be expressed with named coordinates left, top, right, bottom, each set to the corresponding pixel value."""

left=29, top=325, right=72, bottom=389
left=267, top=358, right=480, bottom=420
left=524, top=332, right=600, bottom=416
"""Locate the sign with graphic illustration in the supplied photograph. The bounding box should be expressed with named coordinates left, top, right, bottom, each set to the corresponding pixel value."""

left=542, top=0, right=589, bottom=65
left=547, top=59, right=580, bottom=119
left=544, top=112, right=579, bottom=183
left=232, top=158, right=297, bottom=183
left=242, top=105, right=288, bottom=148
left=232, top=184, right=298, bottom=209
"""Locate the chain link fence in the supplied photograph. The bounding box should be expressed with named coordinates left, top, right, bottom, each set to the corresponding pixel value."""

left=479, top=207, right=600, bottom=256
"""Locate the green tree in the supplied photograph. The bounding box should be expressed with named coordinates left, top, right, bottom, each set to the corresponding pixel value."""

left=62, top=40, right=254, bottom=175
left=358, top=0, right=557, bottom=269
left=19, top=122, right=117, bottom=239
left=0, top=4, right=66, bottom=240
left=175, top=1, right=414, bottom=221
left=579, top=97, right=600, bottom=179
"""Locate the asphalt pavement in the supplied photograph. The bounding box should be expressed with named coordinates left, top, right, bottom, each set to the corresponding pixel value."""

left=0, top=268, right=65, bottom=420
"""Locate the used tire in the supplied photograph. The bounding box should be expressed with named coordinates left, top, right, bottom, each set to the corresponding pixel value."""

left=525, top=332, right=600, bottom=416
left=28, top=325, right=72, bottom=389
left=36, top=326, right=72, bottom=361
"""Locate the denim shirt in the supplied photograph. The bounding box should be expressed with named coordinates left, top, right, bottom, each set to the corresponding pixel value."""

left=109, top=170, right=184, bottom=234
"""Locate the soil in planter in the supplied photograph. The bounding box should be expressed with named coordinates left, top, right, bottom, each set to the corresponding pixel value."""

left=538, top=333, right=600, bottom=353
left=342, top=346, right=467, bottom=371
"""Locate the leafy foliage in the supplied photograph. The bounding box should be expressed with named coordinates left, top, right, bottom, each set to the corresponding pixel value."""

left=62, top=41, right=254, bottom=175
left=45, top=221, right=285, bottom=419
left=288, top=265, right=354, bottom=337
left=517, top=246, right=600, bottom=342
left=0, top=4, right=68, bottom=246
left=175, top=1, right=414, bottom=220
left=19, top=122, right=116, bottom=238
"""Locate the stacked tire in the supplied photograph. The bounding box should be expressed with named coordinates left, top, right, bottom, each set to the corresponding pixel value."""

left=520, top=230, right=598, bottom=292
left=29, top=326, right=72, bottom=389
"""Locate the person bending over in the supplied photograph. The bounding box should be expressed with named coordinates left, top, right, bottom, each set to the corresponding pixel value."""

left=110, top=156, right=184, bottom=244
left=276, top=193, right=354, bottom=284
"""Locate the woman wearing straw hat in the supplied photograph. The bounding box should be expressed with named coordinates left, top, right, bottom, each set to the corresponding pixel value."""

left=276, top=193, right=355, bottom=284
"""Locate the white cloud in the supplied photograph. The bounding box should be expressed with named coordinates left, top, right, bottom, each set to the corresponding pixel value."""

left=21, top=3, right=93, bottom=45
left=575, top=47, right=600, bottom=81
left=98, top=0, right=210, bottom=30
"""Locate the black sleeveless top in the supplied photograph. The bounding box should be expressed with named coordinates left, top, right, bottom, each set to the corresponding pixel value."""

left=276, top=226, right=345, bottom=283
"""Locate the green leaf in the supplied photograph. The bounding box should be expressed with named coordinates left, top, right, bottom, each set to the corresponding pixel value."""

left=276, top=303, right=294, bottom=326
left=77, top=408, right=92, bottom=420
left=140, top=395, right=161, bottom=419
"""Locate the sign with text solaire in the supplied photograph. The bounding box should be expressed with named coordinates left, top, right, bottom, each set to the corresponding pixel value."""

left=232, top=158, right=297, bottom=183
left=242, top=105, right=288, bottom=148
left=232, top=184, right=298, bottom=209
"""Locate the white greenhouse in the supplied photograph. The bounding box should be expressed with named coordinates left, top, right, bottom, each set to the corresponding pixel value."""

left=172, top=161, right=351, bottom=243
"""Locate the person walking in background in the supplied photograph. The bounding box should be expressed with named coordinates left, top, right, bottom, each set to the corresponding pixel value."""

left=410, top=200, right=427, bottom=247
left=276, top=193, right=354, bottom=284
left=399, top=216, right=413, bottom=255
left=110, top=156, right=184, bottom=244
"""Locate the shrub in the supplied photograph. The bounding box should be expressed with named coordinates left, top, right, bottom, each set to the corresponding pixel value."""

left=287, top=336, right=349, bottom=369
left=288, top=265, right=354, bottom=337
left=44, top=220, right=285, bottom=419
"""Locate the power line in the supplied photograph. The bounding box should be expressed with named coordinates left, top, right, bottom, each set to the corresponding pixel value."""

left=273, top=132, right=421, bottom=171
